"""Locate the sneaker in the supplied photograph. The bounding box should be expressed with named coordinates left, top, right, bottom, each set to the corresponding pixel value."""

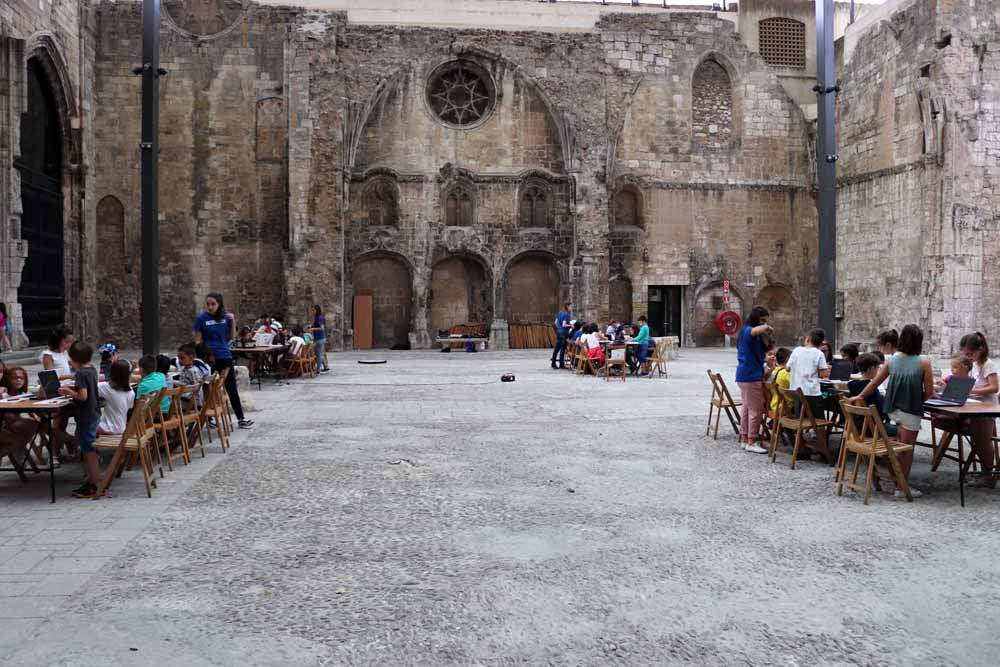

left=746, top=443, right=768, bottom=454
left=895, top=488, right=922, bottom=498
left=71, top=483, right=95, bottom=498
left=207, top=417, right=218, bottom=429
left=740, top=442, right=748, bottom=451
left=50, top=457, right=61, bottom=469
left=238, top=419, right=254, bottom=429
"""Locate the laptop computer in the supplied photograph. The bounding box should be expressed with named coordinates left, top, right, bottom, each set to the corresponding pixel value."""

left=38, top=370, right=61, bottom=399
left=829, top=359, right=853, bottom=381
left=925, top=375, right=976, bottom=407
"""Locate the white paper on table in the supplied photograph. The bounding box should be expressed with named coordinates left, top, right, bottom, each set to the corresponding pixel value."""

left=36, top=398, right=71, bottom=406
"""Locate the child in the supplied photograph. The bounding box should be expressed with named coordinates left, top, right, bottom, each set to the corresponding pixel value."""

left=876, top=329, right=899, bottom=358
left=769, top=347, right=793, bottom=413
left=847, top=353, right=896, bottom=437
left=787, top=328, right=830, bottom=419
left=58, top=342, right=102, bottom=498
left=39, top=325, right=75, bottom=380
left=0, top=302, right=10, bottom=352
left=634, top=315, right=651, bottom=376
left=1, top=367, right=45, bottom=464
left=853, top=324, right=933, bottom=496
left=934, top=354, right=973, bottom=392
left=135, top=355, right=170, bottom=416
left=282, top=326, right=307, bottom=367
left=840, top=343, right=860, bottom=373
left=582, top=323, right=606, bottom=367
left=98, top=342, right=121, bottom=379
left=97, top=361, right=135, bottom=436
left=176, top=344, right=208, bottom=387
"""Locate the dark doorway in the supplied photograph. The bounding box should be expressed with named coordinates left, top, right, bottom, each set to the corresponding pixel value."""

left=647, top=286, right=682, bottom=338
left=16, top=58, right=65, bottom=344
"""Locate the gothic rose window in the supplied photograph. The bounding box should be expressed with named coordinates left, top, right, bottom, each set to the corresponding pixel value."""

left=426, top=61, right=497, bottom=128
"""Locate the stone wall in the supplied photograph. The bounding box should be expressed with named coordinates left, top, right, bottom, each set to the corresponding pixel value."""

left=836, top=0, right=1000, bottom=354
left=2, top=0, right=823, bottom=350
left=0, top=0, right=95, bottom=347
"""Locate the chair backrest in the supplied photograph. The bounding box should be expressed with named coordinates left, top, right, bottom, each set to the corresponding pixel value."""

left=761, top=382, right=775, bottom=412
left=840, top=400, right=892, bottom=447
left=609, top=344, right=627, bottom=361
left=129, top=394, right=156, bottom=439
left=712, top=372, right=739, bottom=408
left=158, top=385, right=187, bottom=421
left=775, top=385, right=821, bottom=429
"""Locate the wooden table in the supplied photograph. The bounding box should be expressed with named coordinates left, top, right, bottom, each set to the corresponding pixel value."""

left=923, top=400, right=1000, bottom=506
left=232, top=345, right=287, bottom=389
left=0, top=396, right=71, bottom=503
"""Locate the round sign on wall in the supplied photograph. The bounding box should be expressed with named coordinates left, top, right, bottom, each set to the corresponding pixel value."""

left=716, top=310, right=742, bottom=336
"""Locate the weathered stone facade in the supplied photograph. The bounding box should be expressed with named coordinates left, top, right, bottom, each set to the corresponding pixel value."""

left=837, top=0, right=1000, bottom=354
left=6, top=0, right=900, bottom=350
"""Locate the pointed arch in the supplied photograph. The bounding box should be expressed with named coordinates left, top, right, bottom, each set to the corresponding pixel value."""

left=691, top=52, right=740, bottom=149
left=441, top=178, right=476, bottom=227
left=361, top=177, right=400, bottom=227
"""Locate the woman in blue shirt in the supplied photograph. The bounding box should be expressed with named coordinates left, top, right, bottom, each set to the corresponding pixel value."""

left=735, top=306, right=773, bottom=453
left=309, top=304, right=329, bottom=373
left=193, top=293, right=253, bottom=429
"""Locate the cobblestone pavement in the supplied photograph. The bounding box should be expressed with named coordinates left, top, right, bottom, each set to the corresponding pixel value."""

left=3, top=349, right=999, bottom=666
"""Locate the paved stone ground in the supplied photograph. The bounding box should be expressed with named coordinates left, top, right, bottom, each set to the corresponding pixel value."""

left=2, top=349, right=999, bottom=666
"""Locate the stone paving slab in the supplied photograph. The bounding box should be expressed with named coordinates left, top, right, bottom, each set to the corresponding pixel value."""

left=1, top=349, right=998, bottom=666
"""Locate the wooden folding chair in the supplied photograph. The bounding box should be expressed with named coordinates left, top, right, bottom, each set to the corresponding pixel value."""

left=604, top=345, right=627, bottom=382
left=836, top=401, right=913, bottom=504
left=706, top=371, right=740, bottom=438
left=152, top=386, right=192, bottom=471
left=93, top=395, right=160, bottom=498
left=213, top=369, right=234, bottom=437
left=176, top=384, right=206, bottom=459
left=188, top=377, right=231, bottom=453
left=769, top=386, right=833, bottom=468
left=645, top=342, right=667, bottom=378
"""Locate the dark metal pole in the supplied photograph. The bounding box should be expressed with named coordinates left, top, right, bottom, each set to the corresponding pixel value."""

left=815, top=0, right=837, bottom=345
left=139, top=0, right=161, bottom=355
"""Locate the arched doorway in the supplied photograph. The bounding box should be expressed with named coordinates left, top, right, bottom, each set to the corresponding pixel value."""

left=693, top=283, right=744, bottom=347
left=609, top=276, right=633, bottom=325
left=756, top=285, right=798, bottom=346
left=16, top=57, right=65, bottom=343
left=504, top=254, right=560, bottom=348
left=353, top=255, right=413, bottom=348
left=428, top=256, right=492, bottom=337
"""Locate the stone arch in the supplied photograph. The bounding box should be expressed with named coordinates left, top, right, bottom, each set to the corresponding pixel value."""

left=352, top=252, right=414, bottom=348
left=15, top=37, right=78, bottom=343
left=255, top=97, right=285, bottom=161
left=609, top=275, right=633, bottom=325
left=691, top=53, right=740, bottom=149
left=756, top=284, right=799, bottom=346
left=611, top=185, right=644, bottom=229
left=428, top=253, right=493, bottom=336
left=96, top=196, right=126, bottom=264
left=518, top=177, right=551, bottom=228
left=441, top=178, right=476, bottom=227
left=692, top=281, right=745, bottom=347
left=362, top=177, right=400, bottom=227
left=503, top=252, right=561, bottom=327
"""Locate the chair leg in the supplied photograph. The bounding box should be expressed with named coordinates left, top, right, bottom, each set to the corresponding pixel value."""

left=790, top=429, right=802, bottom=469
left=835, top=435, right=848, bottom=482
left=158, top=430, right=175, bottom=473
left=713, top=406, right=722, bottom=440
left=706, top=403, right=714, bottom=436
left=836, top=449, right=847, bottom=496
left=862, top=453, right=877, bottom=505
left=931, top=431, right=953, bottom=472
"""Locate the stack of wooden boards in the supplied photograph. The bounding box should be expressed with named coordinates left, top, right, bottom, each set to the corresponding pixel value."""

left=508, top=323, right=557, bottom=349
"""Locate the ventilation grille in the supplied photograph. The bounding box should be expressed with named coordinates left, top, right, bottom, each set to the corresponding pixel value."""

left=759, top=18, right=806, bottom=69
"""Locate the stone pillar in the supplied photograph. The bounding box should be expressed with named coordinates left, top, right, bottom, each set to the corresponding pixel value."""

left=0, top=37, right=29, bottom=349
left=489, top=317, right=509, bottom=350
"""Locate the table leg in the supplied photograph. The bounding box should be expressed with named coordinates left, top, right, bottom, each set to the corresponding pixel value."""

left=959, top=436, right=966, bottom=508
left=46, top=413, right=55, bottom=504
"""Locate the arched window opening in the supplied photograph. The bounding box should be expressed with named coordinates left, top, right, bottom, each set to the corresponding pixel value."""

left=612, top=187, right=643, bottom=228
left=444, top=182, right=475, bottom=226
left=519, top=181, right=551, bottom=227
left=364, top=179, right=399, bottom=227
left=692, top=58, right=734, bottom=149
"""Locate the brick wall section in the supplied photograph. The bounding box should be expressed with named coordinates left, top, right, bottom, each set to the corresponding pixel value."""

left=836, top=0, right=1000, bottom=353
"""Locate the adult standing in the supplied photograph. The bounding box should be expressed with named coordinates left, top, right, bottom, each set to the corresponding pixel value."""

left=735, top=306, right=773, bottom=453
left=309, top=305, right=330, bottom=373
left=550, top=300, right=572, bottom=369
left=193, top=293, right=254, bottom=429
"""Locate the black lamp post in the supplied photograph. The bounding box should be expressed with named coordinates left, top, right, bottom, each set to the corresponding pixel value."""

left=814, top=0, right=838, bottom=344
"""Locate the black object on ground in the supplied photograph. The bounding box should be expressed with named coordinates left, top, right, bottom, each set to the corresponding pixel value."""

left=358, top=359, right=387, bottom=365
left=501, top=373, right=515, bottom=382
